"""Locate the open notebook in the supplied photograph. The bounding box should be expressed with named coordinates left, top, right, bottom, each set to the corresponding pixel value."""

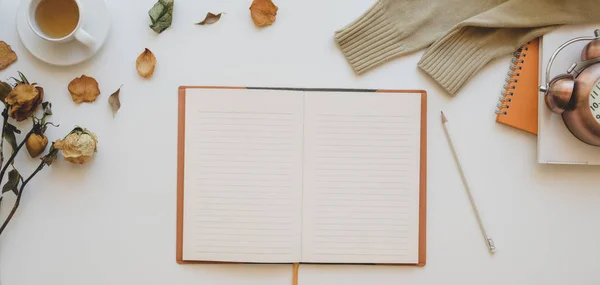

left=177, top=87, right=427, bottom=265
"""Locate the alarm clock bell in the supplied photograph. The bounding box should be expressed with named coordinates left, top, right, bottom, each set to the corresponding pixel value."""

left=540, top=29, right=600, bottom=146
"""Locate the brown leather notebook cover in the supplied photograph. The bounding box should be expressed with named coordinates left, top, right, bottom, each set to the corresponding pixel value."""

left=495, top=38, right=540, bottom=135
left=176, top=86, right=427, bottom=266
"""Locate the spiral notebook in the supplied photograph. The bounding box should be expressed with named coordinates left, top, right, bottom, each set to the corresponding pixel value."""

left=176, top=86, right=427, bottom=266
left=495, top=39, right=539, bottom=135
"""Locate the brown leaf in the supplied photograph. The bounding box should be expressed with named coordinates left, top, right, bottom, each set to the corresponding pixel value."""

left=136, top=48, right=156, bottom=78
left=108, top=86, right=122, bottom=117
left=250, top=0, right=277, bottom=27
left=0, top=41, right=17, bottom=70
left=68, top=75, right=101, bottom=104
left=196, top=12, right=223, bottom=25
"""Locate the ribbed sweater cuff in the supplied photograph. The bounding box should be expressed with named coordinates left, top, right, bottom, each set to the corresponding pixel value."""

left=418, top=28, right=495, bottom=95
left=335, top=1, right=405, bottom=74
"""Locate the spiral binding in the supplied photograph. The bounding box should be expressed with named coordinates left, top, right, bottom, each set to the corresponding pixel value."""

left=495, top=44, right=529, bottom=115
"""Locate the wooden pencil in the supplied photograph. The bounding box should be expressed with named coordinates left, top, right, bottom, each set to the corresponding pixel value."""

left=442, top=111, right=496, bottom=254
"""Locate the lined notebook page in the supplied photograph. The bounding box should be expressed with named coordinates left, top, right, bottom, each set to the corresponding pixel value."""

left=182, top=89, right=304, bottom=263
left=301, top=92, right=422, bottom=264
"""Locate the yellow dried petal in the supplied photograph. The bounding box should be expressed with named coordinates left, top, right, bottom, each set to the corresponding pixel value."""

left=136, top=48, right=156, bottom=78
left=68, top=75, right=101, bottom=103
left=6, top=84, right=38, bottom=105
left=0, top=41, right=17, bottom=70
left=250, top=0, right=278, bottom=27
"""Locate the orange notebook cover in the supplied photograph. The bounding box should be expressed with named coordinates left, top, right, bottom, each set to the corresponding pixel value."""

left=176, top=86, right=427, bottom=266
left=495, top=38, right=539, bottom=135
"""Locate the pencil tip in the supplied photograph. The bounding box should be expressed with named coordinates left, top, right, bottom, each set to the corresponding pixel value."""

left=441, top=111, right=448, bottom=123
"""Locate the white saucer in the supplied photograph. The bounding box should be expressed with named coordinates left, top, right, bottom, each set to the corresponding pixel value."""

left=16, top=0, right=110, bottom=66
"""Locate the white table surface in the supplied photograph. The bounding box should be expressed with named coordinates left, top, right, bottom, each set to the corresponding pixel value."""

left=2, top=0, right=600, bottom=284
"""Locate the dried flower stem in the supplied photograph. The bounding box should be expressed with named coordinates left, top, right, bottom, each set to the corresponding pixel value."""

left=0, top=128, right=5, bottom=166
left=0, top=110, right=4, bottom=216
left=0, top=129, right=34, bottom=187
left=0, top=126, right=35, bottom=234
left=0, top=109, right=7, bottom=167
left=0, top=160, right=45, bottom=235
left=0, top=74, right=56, bottom=237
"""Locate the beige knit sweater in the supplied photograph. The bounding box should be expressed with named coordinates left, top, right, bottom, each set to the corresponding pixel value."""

left=335, top=0, right=600, bottom=95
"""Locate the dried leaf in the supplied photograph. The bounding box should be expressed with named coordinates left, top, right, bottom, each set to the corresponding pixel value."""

left=42, top=101, right=52, bottom=116
left=250, top=0, right=278, bottom=27
left=2, top=169, right=21, bottom=195
left=108, top=86, right=122, bottom=117
left=0, top=41, right=17, bottom=70
left=68, top=75, right=100, bottom=103
left=18, top=71, right=29, bottom=85
left=196, top=12, right=222, bottom=25
left=42, top=143, right=59, bottom=166
left=149, top=0, right=174, bottom=33
left=0, top=82, right=12, bottom=104
left=136, top=49, right=157, bottom=78
left=3, top=123, right=21, bottom=154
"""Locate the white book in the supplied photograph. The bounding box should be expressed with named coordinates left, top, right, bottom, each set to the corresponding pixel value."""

left=538, top=24, right=600, bottom=165
left=176, top=87, right=427, bottom=265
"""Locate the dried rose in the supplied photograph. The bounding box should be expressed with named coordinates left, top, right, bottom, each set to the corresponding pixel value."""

left=136, top=48, right=156, bottom=78
left=54, top=127, right=98, bottom=164
left=68, top=75, right=100, bottom=103
left=26, top=133, right=48, bottom=158
left=0, top=41, right=17, bottom=70
left=5, top=83, right=44, bottom=121
left=250, top=0, right=277, bottom=27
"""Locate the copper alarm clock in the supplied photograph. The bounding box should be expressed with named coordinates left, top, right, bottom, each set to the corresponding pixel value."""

left=540, top=29, right=600, bottom=146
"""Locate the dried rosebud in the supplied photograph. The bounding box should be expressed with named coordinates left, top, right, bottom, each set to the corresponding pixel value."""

left=5, top=84, right=44, bottom=121
left=26, top=133, right=49, bottom=158
left=54, top=127, right=98, bottom=164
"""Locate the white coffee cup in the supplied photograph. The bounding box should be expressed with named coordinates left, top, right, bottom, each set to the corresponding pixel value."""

left=27, top=0, right=96, bottom=48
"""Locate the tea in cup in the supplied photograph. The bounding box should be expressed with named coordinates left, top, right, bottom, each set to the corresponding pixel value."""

left=27, top=0, right=96, bottom=48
